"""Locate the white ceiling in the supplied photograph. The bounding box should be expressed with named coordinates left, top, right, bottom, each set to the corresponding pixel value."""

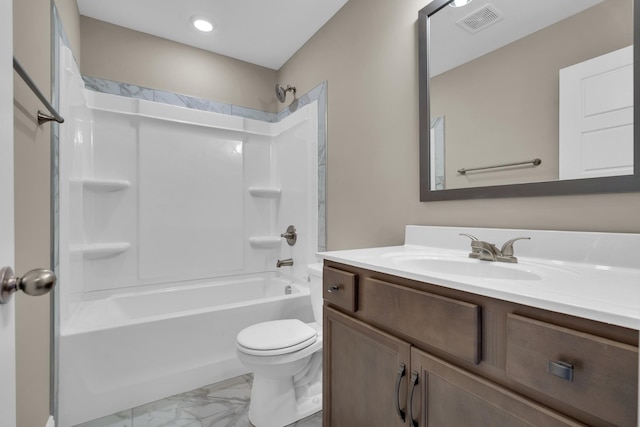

left=429, top=0, right=606, bottom=76
left=76, top=0, right=349, bottom=70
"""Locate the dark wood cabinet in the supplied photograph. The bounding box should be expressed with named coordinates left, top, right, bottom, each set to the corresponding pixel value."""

left=410, top=348, right=586, bottom=427
left=323, top=307, right=410, bottom=427
left=505, top=314, right=638, bottom=427
left=322, top=261, right=639, bottom=427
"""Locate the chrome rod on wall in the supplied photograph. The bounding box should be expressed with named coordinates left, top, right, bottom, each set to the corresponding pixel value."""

left=13, top=57, right=65, bottom=125
left=458, top=158, right=542, bottom=175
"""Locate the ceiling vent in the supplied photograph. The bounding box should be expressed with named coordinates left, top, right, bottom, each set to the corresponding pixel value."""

left=456, top=4, right=504, bottom=34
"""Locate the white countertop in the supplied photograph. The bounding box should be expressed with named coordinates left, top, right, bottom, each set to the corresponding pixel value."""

left=318, top=226, right=640, bottom=330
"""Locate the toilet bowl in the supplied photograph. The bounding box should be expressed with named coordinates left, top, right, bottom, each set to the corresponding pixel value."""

left=236, top=263, right=323, bottom=427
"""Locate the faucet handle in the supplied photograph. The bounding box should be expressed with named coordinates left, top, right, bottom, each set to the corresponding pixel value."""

left=280, top=225, right=297, bottom=246
left=500, top=237, right=531, bottom=257
left=459, top=233, right=481, bottom=259
left=459, top=233, right=478, bottom=241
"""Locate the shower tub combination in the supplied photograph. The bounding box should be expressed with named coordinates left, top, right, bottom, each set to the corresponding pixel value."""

left=58, top=275, right=312, bottom=426
left=56, top=44, right=321, bottom=426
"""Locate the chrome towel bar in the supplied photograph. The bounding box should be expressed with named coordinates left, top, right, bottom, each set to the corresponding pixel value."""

left=458, top=158, right=541, bottom=175
left=13, top=57, right=64, bottom=125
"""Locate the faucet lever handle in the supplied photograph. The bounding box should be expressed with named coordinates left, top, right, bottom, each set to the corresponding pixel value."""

left=280, top=225, right=297, bottom=246
left=500, top=237, right=531, bottom=257
left=459, top=233, right=478, bottom=241
left=460, top=234, right=482, bottom=259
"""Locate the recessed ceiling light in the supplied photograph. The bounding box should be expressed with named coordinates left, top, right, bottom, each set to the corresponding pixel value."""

left=191, top=16, right=213, bottom=32
left=449, top=0, right=473, bottom=7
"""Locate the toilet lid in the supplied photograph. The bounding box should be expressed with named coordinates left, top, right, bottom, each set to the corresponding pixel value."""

left=237, top=319, right=317, bottom=355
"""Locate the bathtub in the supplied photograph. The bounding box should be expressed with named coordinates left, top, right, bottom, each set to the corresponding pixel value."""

left=57, top=274, right=313, bottom=427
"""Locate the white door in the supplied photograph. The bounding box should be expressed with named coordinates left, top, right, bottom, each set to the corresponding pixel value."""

left=559, top=45, right=634, bottom=180
left=0, top=0, right=16, bottom=425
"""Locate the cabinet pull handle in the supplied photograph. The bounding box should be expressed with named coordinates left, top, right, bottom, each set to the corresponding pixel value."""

left=327, top=285, right=340, bottom=293
left=547, top=360, right=574, bottom=382
left=395, top=363, right=406, bottom=421
left=408, top=370, right=419, bottom=427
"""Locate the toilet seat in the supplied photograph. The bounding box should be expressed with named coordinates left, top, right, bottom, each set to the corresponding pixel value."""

left=237, top=319, right=318, bottom=356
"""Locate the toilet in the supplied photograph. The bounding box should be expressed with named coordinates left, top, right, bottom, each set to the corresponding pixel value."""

left=236, top=263, right=323, bottom=427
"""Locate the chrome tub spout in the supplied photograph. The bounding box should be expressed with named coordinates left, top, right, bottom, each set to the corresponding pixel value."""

left=277, top=258, right=294, bottom=268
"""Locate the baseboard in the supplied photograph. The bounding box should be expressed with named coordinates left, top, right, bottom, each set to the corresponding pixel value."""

left=45, top=415, right=55, bottom=427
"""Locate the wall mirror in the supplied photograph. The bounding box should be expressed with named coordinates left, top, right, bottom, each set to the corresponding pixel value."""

left=419, top=0, right=640, bottom=200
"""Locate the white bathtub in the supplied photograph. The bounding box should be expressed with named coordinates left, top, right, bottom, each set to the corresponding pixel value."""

left=58, top=274, right=313, bottom=427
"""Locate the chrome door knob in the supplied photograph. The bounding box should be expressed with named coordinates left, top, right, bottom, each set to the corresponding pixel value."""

left=0, top=266, right=57, bottom=304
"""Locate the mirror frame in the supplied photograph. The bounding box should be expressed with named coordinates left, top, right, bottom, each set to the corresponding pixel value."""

left=419, top=0, right=640, bottom=201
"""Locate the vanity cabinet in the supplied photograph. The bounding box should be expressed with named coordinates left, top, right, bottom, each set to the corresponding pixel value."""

left=410, top=348, right=585, bottom=427
left=324, top=307, right=410, bottom=426
left=322, top=261, right=639, bottom=427
left=505, top=314, right=638, bottom=426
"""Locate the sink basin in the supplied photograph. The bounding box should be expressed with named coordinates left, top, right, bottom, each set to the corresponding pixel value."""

left=392, top=256, right=542, bottom=281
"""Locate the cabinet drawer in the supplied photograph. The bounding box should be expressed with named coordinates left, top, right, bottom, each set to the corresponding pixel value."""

left=323, top=266, right=358, bottom=312
left=359, top=278, right=481, bottom=364
left=506, top=314, right=638, bottom=427
left=412, top=348, right=587, bottom=427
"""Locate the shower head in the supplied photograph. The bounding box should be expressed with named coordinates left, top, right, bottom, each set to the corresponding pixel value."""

left=275, top=84, right=296, bottom=103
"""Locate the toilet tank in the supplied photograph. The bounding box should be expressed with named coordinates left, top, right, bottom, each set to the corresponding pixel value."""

left=307, top=263, right=323, bottom=325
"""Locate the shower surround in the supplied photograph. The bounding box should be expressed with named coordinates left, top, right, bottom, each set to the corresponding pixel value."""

left=56, top=43, right=326, bottom=426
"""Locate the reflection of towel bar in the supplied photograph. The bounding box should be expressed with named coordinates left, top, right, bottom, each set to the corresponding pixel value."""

left=458, top=158, right=541, bottom=175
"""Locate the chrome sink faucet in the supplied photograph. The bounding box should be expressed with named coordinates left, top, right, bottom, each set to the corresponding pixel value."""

left=460, top=234, right=530, bottom=263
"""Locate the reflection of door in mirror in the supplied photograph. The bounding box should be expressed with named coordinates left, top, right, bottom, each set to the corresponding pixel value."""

left=430, top=116, right=445, bottom=189
left=429, top=0, right=633, bottom=190
left=559, top=45, right=633, bottom=180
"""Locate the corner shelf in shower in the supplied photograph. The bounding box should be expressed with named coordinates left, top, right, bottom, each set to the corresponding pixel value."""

left=69, top=242, right=131, bottom=259
left=71, top=178, right=131, bottom=192
left=248, top=186, right=281, bottom=198
left=249, top=236, right=282, bottom=249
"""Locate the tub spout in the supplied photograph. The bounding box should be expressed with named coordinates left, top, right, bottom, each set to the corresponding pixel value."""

left=277, top=258, right=294, bottom=268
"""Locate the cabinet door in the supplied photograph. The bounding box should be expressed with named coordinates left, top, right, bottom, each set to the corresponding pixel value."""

left=409, top=348, right=587, bottom=427
left=324, top=307, right=411, bottom=427
left=505, top=313, right=638, bottom=427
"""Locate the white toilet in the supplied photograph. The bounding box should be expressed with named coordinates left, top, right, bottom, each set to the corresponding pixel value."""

left=236, top=263, right=323, bottom=427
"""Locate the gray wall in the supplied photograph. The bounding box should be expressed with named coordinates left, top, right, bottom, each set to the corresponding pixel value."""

left=13, top=0, right=80, bottom=425
left=278, top=0, right=640, bottom=250
left=78, top=0, right=640, bottom=251
left=11, top=0, right=640, bottom=425
left=80, top=17, right=279, bottom=113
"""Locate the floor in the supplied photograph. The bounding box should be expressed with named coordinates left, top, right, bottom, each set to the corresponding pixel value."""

left=74, top=374, right=322, bottom=427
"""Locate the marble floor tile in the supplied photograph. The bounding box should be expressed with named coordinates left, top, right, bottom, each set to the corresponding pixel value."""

left=74, top=374, right=322, bottom=427
left=132, top=375, right=252, bottom=427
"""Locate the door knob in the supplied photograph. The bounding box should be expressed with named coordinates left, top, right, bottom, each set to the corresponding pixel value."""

left=0, top=266, right=57, bottom=304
